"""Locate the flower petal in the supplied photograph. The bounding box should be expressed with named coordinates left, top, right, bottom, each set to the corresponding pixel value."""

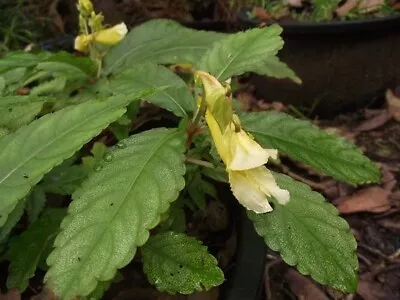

left=74, top=35, right=92, bottom=53
left=249, top=167, right=290, bottom=205
left=229, top=170, right=273, bottom=213
left=228, top=129, right=277, bottom=171
left=205, top=111, right=231, bottom=165
left=94, top=23, right=128, bottom=45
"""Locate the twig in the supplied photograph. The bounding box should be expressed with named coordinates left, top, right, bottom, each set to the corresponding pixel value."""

left=372, top=263, right=400, bottom=277
left=358, top=242, right=391, bottom=262
left=185, top=157, right=215, bottom=169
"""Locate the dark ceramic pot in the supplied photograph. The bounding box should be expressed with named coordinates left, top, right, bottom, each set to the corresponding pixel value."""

left=239, top=13, right=400, bottom=118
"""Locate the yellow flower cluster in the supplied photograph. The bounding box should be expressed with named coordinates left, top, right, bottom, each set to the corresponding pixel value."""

left=74, top=0, right=127, bottom=53
left=196, top=71, right=290, bottom=213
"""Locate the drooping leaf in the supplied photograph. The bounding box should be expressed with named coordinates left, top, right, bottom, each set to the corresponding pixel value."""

left=45, top=128, right=186, bottom=299
left=6, top=208, right=66, bottom=292
left=241, top=111, right=380, bottom=184
left=41, top=164, right=88, bottom=196
left=0, top=200, right=25, bottom=243
left=29, top=77, right=67, bottom=96
left=107, top=63, right=195, bottom=117
left=251, top=56, right=301, bottom=84
left=103, top=19, right=226, bottom=75
left=248, top=172, right=358, bottom=292
left=25, top=186, right=47, bottom=224
left=0, top=90, right=153, bottom=227
left=0, top=102, right=43, bottom=131
left=142, top=232, right=224, bottom=294
left=199, top=25, right=284, bottom=80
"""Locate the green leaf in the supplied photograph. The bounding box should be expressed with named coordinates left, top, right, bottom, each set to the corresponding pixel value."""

left=30, top=77, right=67, bottom=96
left=0, top=200, right=25, bottom=243
left=107, top=63, right=195, bottom=117
left=142, top=232, right=224, bottom=294
left=241, top=111, right=380, bottom=184
left=103, top=19, right=226, bottom=75
left=0, top=102, right=43, bottom=131
left=41, top=164, right=88, bottom=196
left=45, top=128, right=186, bottom=299
left=0, top=95, right=55, bottom=107
left=199, top=25, right=284, bottom=80
left=0, top=90, right=153, bottom=227
left=6, top=208, right=66, bottom=292
left=25, top=186, right=47, bottom=224
left=251, top=56, right=301, bottom=84
left=248, top=173, right=358, bottom=292
left=0, top=52, right=51, bottom=74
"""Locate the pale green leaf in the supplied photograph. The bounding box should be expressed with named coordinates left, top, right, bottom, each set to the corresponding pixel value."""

left=248, top=173, right=358, bottom=292
left=0, top=90, right=153, bottom=227
left=199, top=25, right=284, bottom=80
left=107, top=63, right=195, bottom=117
left=251, top=56, right=301, bottom=84
left=30, top=77, right=67, bottom=96
left=25, top=186, right=47, bottom=224
left=41, top=164, right=88, bottom=195
left=142, top=232, right=224, bottom=294
left=104, top=19, right=226, bottom=75
left=0, top=200, right=25, bottom=243
left=6, top=208, right=66, bottom=292
left=45, top=128, right=186, bottom=299
left=0, top=102, right=43, bottom=131
left=241, top=111, right=380, bottom=184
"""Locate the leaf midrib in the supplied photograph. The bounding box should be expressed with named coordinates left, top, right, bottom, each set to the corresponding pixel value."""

left=0, top=102, right=124, bottom=194
left=59, top=130, right=181, bottom=297
left=248, top=127, right=368, bottom=171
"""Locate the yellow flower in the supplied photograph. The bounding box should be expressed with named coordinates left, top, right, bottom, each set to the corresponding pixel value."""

left=93, top=23, right=128, bottom=45
left=206, top=110, right=289, bottom=213
left=77, top=0, right=94, bottom=16
left=74, top=23, right=128, bottom=53
left=74, top=34, right=92, bottom=53
left=197, top=71, right=289, bottom=213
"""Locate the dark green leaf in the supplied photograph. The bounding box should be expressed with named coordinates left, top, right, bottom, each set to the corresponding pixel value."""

left=248, top=173, right=358, bottom=292
left=242, top=111, right=380, bottom=184
left=142, top=232, right=224, bottom=294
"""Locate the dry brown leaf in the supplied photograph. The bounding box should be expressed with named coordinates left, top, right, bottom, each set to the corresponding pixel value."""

left=354, top=110, right=391, bottom=132
left=336, top=186, right=391, bottom=214
left=285, top=269, right=329, bottom=300
left=386, top=89, right=400, bottom=121
left=358, top=272, right=394, bottom=300
left=252, top=7, right=271, bottom=22
left=0, top=290, right=20, bottom=300
left=358, top=0, right=385, bottom=13
left=336, top=0, right=358, bottom=16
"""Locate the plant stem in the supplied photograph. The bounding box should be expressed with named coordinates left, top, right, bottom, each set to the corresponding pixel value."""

left=185, top=157, right=215, bottom=169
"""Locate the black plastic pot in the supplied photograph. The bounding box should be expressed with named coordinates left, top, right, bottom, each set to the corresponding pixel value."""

left=239, top=13, right=400, bottom=118
left=221, top=208, right=267, bottom=300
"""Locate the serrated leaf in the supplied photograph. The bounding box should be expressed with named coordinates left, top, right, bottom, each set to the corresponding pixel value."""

left=0, top=200, right=25, bottom=243
left=107, top=63, right=195, bottom=117
left=6, top=208, right=66, bottom=292
left=248, top=173, right=358, bottom=292
left=0, top=102, right=43, bottom=131
left=241, top=111, right=380, bottom=184
left=251, top=56, right=301, bottom=84
left=199, top=25, right=284, bottom=80
left=45, top=128, right=186, bottom=299
left=41, top=164, right=88, bottom=195
left=104, top=19, right=226, bottom=75
left=0, top=90, right=153, bottom=227
left=142, top=232, right=224, bottom=294
left=25, top=186, right=47, bottom=224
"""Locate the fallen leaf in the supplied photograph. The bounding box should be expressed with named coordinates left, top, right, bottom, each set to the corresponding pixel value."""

left=284, top=0, right=303, bottom=8
left=285, top=269, right=329, bottom=300
left=386, top=89, right=400, bottom=121
left=0, top=290, right=20, bottom=300
left=252, top=7, right=271, bottom=22
left=354, top=110, right=391, bottom=132
left=358, top=272, right=396, bottom=300
left=336, top=0, right=358, bottom=16
left=336, top=186, right=391, bottom=214
left=358, top=0, right=385, bottom=13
